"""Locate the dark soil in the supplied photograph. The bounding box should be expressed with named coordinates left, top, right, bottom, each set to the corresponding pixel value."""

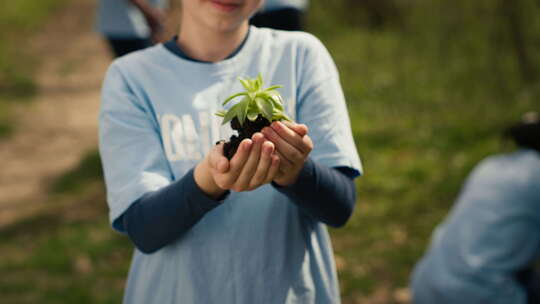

left=222, top=115, right=271, bottom=159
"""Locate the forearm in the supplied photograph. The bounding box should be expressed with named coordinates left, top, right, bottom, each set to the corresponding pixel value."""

left=128, top=0, right=152, bottom=12
left=274, top=158, right=357, bottom=227
left=122, top=168, right=228, bottom=254
left=128, top=0, right=163, bottom=23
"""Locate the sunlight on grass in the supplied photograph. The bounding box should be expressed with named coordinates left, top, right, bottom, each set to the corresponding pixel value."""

left=0, top=199, right=130, bottom=304
left=1, top=0, right=539, bottom=303
left=307, top=0, right=540, bottom=301
left=51, top=150, right=103, bottom=194
left=0, top=0, right=68, bottom=137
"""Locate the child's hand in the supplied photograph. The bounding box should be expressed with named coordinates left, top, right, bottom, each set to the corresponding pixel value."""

left=195, top=133, right=280, bottom=198
left=261, top=121, right=313, bottom=186
left=130, top=0, right=166, bottom=43
left=144, top=8, right=166, bottom=42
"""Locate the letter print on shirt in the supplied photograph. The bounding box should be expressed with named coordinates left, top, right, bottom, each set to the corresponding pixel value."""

left=160, top=109, right=234, bottom=162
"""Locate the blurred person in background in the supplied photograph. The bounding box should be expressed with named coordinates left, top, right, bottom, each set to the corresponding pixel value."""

left=250, top=0, right=308, bottom=31
left=411, top=112, right=540, bottom=304
left=96, top=0, right=168, bottom=57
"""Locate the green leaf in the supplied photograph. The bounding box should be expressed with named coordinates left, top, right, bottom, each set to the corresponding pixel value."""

left=264, top=85, right=282, bottom=91
left=262, top=90, right=284, bottom=110
left=259, top=97, right=273, bottom=121
left=271, top=93, right=284, bottom=104
left=239, top=78, right=252, bottom=91
left=222, top=102, right=242, bottom=125
left=265, top=89, right=279, bottom=97
left=247, top=100, right=261, bottom=121
left=256, top=91, right=270, bottom=99
left=270, top=95, right=284, bottom=111
left=248, top=91, right=256, bottom=101
left=256, top=74, right=263, bottom=91
left=254, top=95, right=263, bottom=109
left=223, top=92, right=247, bottom=105
left=237, top=97, right=249, bottom=125
left=272, top=112, right=291, bottom=122
left=247, top=112, right=258, bottom=121
left=219, top=75, right=289, bottom=125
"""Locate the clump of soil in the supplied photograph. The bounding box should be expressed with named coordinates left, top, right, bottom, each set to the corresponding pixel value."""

left=222, top=115, right=271, bottom=159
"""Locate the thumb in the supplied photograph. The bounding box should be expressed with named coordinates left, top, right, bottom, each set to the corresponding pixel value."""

left=211, top=142, right=230, bottom=173
left=216, top=158, right=229, bottom=173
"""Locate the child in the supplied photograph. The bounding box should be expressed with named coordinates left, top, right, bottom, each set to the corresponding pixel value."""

left=99, top=0, right=362, bottom=303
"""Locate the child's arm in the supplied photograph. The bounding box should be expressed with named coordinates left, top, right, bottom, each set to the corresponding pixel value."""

left=274, top=158, right=356, bottom=228
left=121, top=134, right=280, bottom=254
left=122, top=168, right=225, bottom=254
left=128, top=0, right=166, bottom=42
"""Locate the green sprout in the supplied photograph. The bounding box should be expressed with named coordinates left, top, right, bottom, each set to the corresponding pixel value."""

left=216, top=74, right=291, bottom=126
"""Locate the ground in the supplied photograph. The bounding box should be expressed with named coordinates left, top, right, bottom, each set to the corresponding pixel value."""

left=0, top=0, right=108, bottom=228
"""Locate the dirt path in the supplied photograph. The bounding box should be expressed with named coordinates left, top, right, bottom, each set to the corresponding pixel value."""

left=0, top=0, right=110, bottom=227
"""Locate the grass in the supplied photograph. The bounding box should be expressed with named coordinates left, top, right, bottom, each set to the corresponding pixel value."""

left=1, top=0, right=540, bottom=303
left=307, top=0, right=540, bottom=301
left=0, top=189, right=130, bottom=304
left=0, top=0, right=68, bottom=137
left=50, top=150, right=103, bottom=194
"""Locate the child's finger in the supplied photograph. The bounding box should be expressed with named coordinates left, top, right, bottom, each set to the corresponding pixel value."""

left=218, top=139, right=252, bottom=188
left=264, top=155, right=281, bottom=184
left=234, top=133, right=264, bottom=191
left=249, top=141, right=274, bottom=189
left=262, top=126, right=305, bottom=164
left=270, top=122, right=311, bottom=154
left=282, top=121, right=308, bottom=137
left=210, top=142, right=230, bottom=173
left=274, top=150, right=293, bottom=171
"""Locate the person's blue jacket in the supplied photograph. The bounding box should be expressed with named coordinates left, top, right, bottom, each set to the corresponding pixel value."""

left=411, top=149, right=540, bottom=304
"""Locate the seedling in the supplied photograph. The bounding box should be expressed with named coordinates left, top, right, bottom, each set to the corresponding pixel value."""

left=216, top=74, right=291, bottom=159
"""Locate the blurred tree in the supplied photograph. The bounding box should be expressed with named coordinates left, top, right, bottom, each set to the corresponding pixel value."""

left=341, top=0, right=403, bottom=29
left=500, top=0, right=537, bottom=84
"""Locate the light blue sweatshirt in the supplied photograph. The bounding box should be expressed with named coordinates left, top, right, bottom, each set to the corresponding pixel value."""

left=99, top=26, right=361, bottom=304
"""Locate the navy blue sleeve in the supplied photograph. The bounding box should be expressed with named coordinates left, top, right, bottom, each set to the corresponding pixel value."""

left=121, top=169, right=228, bottom=254
left=121, top=159, right=356, bottom=254
left=273, top=158, right=357, bottom=228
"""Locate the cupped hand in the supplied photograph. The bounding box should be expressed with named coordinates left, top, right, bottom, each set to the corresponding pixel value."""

left=261, top=121, right=313, bottom=186
left=195, top=133, right=280, bottom=198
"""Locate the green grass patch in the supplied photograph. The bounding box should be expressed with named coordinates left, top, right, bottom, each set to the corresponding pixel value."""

left=0, top=0, right=69, bottom=137
left=0, top=102, right=14, bottom=137
left=307, top=0, right=540, bottom=300
left=51, top=150, right=103, bottom=194
left=0, top=198, right=130, bottom=304
left=1, top=0, right=540, bottom=303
